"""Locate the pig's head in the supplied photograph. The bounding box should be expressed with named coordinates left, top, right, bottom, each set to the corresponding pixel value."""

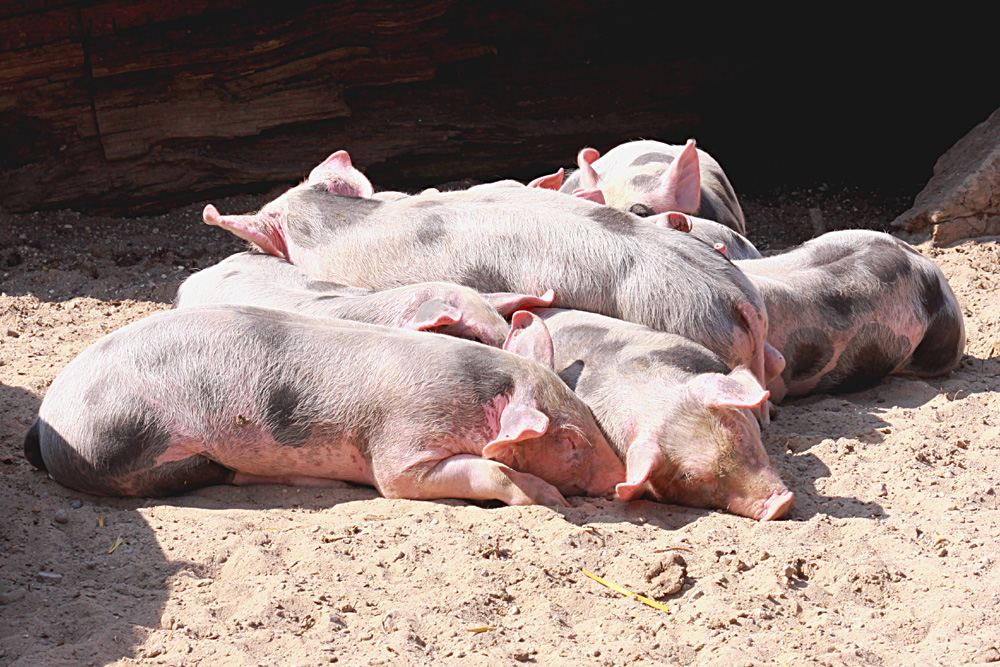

left=481, top=311, right=625, bottom=499
left=576, top=139, right=702, bottom=215
left=615, top=367, right=794, bottom=521
left=203, top=149, right=375, bottom=260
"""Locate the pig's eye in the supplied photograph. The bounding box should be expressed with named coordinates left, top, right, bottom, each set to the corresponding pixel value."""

left=628, top=203, right=656, bottom=217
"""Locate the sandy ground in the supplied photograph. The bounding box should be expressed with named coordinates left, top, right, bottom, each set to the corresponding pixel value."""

left=1, top=185, right=999, bottom=667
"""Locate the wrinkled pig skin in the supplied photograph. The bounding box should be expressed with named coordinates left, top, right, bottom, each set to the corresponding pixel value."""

left=560, top=139, right=746, bottom=234
left=736, top=230, right=966, bottom=402
left=203, top=154, right=773, bottom=391
left=24, top=306, right=624, bottom=506
left=528, top=307, right=794, bottom=522
left=173, top=252, right=554, bottom=348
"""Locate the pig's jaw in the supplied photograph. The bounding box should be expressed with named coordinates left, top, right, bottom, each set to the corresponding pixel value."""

left=728, top=488, right=795, bottom=522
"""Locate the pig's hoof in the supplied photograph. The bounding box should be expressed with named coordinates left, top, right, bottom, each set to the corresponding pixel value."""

left=759, top=490, right=794, bottom=521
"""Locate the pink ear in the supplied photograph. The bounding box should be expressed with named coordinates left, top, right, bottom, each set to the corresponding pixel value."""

left=650, top=211, right=692, bottom=232
left=202, top=204, right=288, bottom=258
left=688, top=368, right=769, bottom=409
left=713, top=242, right=728, bottom=256
left=484, top=289, right=556, bottom=317
left=571, top=188, right=606, bottom=205
left=576, top=147, right=602, bottom=189
left=308, top=150, right=375, bottom=198
left=503, top=311, right=555, bottom=369
left=658, top=139, right=701, bottom=214
left=482, top=402, right=551, bottom=460
left=527, top=168, right=564, bottom=190
left=406, top=302, right=462, bottom=333
left=616, top=438, right=661, bottom=501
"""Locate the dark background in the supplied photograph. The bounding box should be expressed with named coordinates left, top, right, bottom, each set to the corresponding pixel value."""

left=2, top=2, right=996, bottom=213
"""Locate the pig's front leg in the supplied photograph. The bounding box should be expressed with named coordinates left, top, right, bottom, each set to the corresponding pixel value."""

left=383, top=454, right=570, bottom=507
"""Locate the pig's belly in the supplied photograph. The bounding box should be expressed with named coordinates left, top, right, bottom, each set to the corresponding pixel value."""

left=159, top=433, right=376, bottom=486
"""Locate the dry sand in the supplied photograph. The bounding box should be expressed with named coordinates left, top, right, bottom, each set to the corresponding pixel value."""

left=1, top=186, right=998, bottom=666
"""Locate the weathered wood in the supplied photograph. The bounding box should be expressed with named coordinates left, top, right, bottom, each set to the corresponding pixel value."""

left=0, top=0, right=741, bottom=213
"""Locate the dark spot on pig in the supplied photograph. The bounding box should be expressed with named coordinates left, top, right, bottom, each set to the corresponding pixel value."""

left=589, top=208, right=637, bottom=235
left=289, top=186, right=381, bottom=245
left=453, top=348, right=515, bottom=404
left=97, top=404, right=173, bottom=477
left=190, top=372, right=227, bottom=415
left=916, top=269, right=947, bottom=314
left=303, top=277, right=354, bottom=293
left=639, top=347, right=729, bottom=375
left=23, top=418, right=44, bottom=470
left=630, top=153, right=673, bottom=167
left=627, top=174, right=659, bottom=193
left=716, top=174, right=739, bottom=208
left=820, top=323, right=911, bottom=393
left=869, top=250, right=912, bottom=285
left=460, top=264, right=511, bottom=293
left=618, top=253, right=637, bottom=278
left=416, top=215, right=446, bottom=245
left=818, top=293, right=857, bottom=331
left=782, top=327, right=833, bottom=382
left=127, top=456, right=235, bottom=497
left=628, top=203, right=656, bottom=217
left=263, top=383, right=312, bottom=448
left=410, top=199, right=442, bottom=209
left=248, top=316, right=291, bottom=357
left=557, top=359, right=585, bottom=391
left=808, top=242, right=855, bottom=270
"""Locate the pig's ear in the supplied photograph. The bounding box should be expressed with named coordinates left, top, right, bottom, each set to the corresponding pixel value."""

left=527, top=168, right=564, bottom=190
left=571, top=188, right=606, bottom=205
left=652, top=139, right=701, bottom=214
left=577, top=147, right=602, bottom=189
left=482, top=403, right=551, bottom=460
left=308, top=150, right=375, bottom=198
left=203, top=205, right=288, bottom=259
left=405, top=300, right=462, bottom=333
left=483, top=289, right=556, bottom=317
left=616, top=438, right=661, bottom=501
left=649, top=211, right=692, bottom=233
left=714, top=242, right=728, bottom=256
left=688, top=368, right=769, bottom=409
left=503, top=311, right=555, bottom=369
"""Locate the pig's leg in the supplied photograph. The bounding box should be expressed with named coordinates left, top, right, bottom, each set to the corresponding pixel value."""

left=383, top=454, right=570, bottom=507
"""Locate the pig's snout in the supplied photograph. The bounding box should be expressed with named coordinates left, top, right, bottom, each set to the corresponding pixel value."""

left=729, top=488, right=795, bottom=522
left=760, top=490, right=795, bottom=521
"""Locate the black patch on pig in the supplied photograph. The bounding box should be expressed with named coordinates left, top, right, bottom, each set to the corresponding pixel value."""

left=453, top=348, right=516, bottom=405
left=808, top=242, right=856, bottom=271
left=905, top=272, right=963, bottom=375
left=869, top=250, right=912, bottom=285
left=127, top=456, right=235, bottom=497
left=557, top=359, right=585, bottom=391
left=263, top=383, right=312, bottom=448
left=416, top=214, right=446, bottom=245
left=640, top=347, right=729, bottom=375
left=23, top=418, right=44, bottom=470
left=818, top=293, right=857, bottom=331
left=818, top=323, right=912, bottom=393
left=410, top=198, right=442, bottom=209
left=589, top=208, right=637, bottom=235
left=618, top=252, right=637, bottom=278
left=715, top=174, right=739, bottom=207
left=460, top=264, right=512, bottom=293
left=905, top=311, right=964, bottom=376
left=99, top=405, right=173, bottom=476
left=289, top=186, right=381, bottom=245
left=630, top=153, right=673, bottom=167
left=782, top=327, right=834, bottom=383
left=627, top=174, right=659, bottom=193
left=628, top=203, right=656, bottom=217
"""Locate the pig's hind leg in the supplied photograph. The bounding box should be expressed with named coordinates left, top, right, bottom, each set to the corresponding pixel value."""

left=381, top=454, right=570, bottom=507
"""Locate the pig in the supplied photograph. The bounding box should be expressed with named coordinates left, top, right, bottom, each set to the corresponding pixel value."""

left=629, top=209, right=763, bottom=261
left=559, top=139, right=746, bottom=234
left=24, top=306, right=625, bottom=506
left=735, top=230, right=966, bottom=401
left=523, top=307, right=794, bottom=521
left=173, top=252, right=555, bottom=348
left=201, top=151, right=778, bottom=391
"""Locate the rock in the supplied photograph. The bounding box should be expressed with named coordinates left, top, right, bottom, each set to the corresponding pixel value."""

left=0, top=588, right=27, bottom=604
left=36, top=572, right=63, bottom=584
left=973, top=647, right=1000, bottom=663
left=892, top=106, right=1000, bottom=245
left=53, top=509, right=69, bottom=524
left=70, top=500, right=83, bottom=509
left=645, top=553, right=687, bottom=598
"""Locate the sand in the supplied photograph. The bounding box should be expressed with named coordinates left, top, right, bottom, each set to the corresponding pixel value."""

left=1, top=186, right=998, bottom=667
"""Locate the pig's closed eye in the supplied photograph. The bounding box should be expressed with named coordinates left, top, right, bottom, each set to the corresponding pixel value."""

left=628, top=203, right=656, bottom=217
